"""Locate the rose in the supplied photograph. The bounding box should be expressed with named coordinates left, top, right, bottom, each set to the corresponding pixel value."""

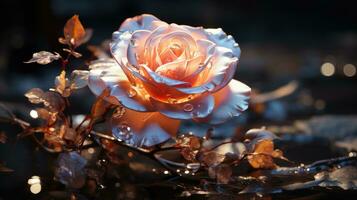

left=88, top=14, right=250, bottom=146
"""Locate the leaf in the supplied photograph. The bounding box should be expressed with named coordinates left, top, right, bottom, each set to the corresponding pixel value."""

left=70, top=70, right=89, bottom=89
left=247, top=139, right=286, bottom=169
left=60, top=15, right=90, bottom=48
left=25, top=88, right=65, bottom=112
left=24, top=51, right=61, bottom=65
left=55, top=70, right=71, bottom=97
left=25, top=88, right=46, bottom=104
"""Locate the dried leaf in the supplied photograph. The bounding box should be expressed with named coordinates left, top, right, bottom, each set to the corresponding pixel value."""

left=55, top=70, right=71, bottom=97
left=61, top=15, right=89, bottom=47
left=25, top=88, right=45, bottom=104
left=247, top=139, right=284, bottom=169
left=24, top=51, right=61, bottom=65
left=70, top=70, right=89, bottom=89
left=25, top=88, right=65, bottom=112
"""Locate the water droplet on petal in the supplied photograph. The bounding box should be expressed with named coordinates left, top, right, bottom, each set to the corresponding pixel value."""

left=127, top=89, right=137, bottom=97
left=183, top=103, right=194, bottom=112
left=113, top=123, right=132, bottom=141
left=130, top=39, right=137, bottom=47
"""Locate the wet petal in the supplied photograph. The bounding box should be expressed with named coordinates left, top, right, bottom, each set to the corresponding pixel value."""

left=151, top=94, right=215, bottom=120
left=127, top=30, right=152, bottom=66
left=140, top=64, right=190, bottom=87
left=204, top=28, right=241, bottom=58
left=88, top=59, right=154, bottom=111
left=155, top=58, right=188, bottom=80
left=110, top=30, right=139, bottom=83
left=199, top=79, right=250, bottom=124
left=111, top=110, right=180, bottom=147
left=119, top=14, right=167, bottom=32
left=177, top=46, right=238, bottom=94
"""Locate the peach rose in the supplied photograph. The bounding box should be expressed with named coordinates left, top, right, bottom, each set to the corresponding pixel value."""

left=88, top=14, right=250, bottom=146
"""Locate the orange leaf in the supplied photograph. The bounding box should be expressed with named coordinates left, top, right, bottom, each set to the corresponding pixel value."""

left=63, top=15, right=86, bottom=47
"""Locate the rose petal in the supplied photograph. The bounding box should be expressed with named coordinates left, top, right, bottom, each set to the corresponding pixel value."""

left=155, top=58, right=188, bottom=80
left=111, top=110, right=180, bottom=147
left=140, top=64, right=190, bottom=87
left=151, top=94, right=215, bottom=120
left=204, top=28, right=241, bottom=58
left=127, top=30, right=152, bottom=66
left=177, top=46, right=238, bottom=94
left=88, top=59, right=154, bottom=111
left=119, top=14, right=167, bottom=32
left=110, top=30, right=138, bottom=83
left=198, top=79, right=250, bottom=124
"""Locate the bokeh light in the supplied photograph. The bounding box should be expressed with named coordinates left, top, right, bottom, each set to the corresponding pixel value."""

left=343, top=64, right=356, bottom=77
left=320, top=62, right=335, bottom=77
left=29, top=110, right=38, bottom=119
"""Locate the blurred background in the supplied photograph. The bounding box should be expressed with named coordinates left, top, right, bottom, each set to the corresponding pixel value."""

left=1, top=0, right=357, bottom=114
left=1, top=0, right=357, bottom=199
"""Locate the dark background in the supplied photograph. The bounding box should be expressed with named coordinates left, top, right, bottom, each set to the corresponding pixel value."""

left=0, top=0, right=357, bottom=199
left=1, top=0, right=357, bottom=113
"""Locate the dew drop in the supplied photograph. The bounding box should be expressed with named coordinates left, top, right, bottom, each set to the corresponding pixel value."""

left=113, top=123, right=132, bottom=141
left=130, top=39, right=137, bottom=47
left=183, top=103, right=194, bottom=112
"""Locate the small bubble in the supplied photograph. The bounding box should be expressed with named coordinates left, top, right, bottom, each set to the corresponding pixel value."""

left=183, top=104, right=194, bottom=112
left=113, top=124, right=132, bottom=141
